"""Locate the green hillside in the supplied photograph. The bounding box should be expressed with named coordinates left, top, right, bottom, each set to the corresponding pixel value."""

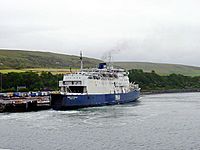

left=0, top=49, right=101, bottom=69
left=1, top=49, right=200, bottom=76
left=114, top=62, right=200, bottom=76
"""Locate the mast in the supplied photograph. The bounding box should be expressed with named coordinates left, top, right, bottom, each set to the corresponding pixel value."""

left=108, top=51, right=112, bottom=70
left=80, top=51, right=83, bottom=71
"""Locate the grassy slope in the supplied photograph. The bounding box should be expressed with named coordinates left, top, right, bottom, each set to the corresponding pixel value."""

left=0, top=49, right=101, bottom=69
left=0, top=68, right=79, bottom=74
left=1, top=49, right=200, bottom=76
left=114, top=62, right=200, bottom=76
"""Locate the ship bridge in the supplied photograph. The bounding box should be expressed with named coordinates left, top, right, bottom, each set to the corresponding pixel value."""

left=59, top=73, right=88, bottom=94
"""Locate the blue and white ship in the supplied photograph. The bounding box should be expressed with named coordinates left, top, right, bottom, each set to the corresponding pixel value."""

left=51, top=53, right=140, bottom=110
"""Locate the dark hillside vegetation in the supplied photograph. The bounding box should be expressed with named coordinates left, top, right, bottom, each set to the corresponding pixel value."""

left=1, top=70, right=200, bottom=92
left=0, top=72, right=62, bottom=92
left=129, top=69, right=200, bottom=91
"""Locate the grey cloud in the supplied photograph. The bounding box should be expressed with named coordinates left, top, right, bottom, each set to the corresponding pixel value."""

left=0, top=0, right=200, bottom=66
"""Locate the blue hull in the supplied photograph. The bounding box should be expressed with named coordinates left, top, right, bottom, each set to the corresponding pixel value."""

left=51, top=90, right=140, bottom=110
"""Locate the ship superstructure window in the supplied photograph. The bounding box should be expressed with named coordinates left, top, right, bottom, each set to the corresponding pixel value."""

left=67, top=86, right=86, bottom=93
left=64, top=81, right=81, bottom=85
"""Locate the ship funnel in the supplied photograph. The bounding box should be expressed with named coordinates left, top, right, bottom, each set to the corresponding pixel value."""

left=98, top=63, right=107, bottom=69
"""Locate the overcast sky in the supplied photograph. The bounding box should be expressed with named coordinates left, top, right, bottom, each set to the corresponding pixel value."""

left=0, top=0, right=200, bottom=66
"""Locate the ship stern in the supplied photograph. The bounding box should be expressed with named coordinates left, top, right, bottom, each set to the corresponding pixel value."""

left=51, top=94, right=64, bottom=110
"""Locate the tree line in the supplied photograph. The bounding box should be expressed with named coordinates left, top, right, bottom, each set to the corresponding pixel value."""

left=1, top=70, right=200, bottom=92
left=0, top=72, right=63, bottom=92
left=129, top=69, right=200, bottom=91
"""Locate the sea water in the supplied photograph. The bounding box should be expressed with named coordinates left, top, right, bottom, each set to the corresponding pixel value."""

left=0, top=92, right=200, bottom=150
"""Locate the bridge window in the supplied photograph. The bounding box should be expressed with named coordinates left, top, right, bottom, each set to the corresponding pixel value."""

left=68, top=86, right=86, bottom=93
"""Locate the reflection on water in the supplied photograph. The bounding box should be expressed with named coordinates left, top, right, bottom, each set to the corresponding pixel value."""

left=1, top=93, right=200, bottom=150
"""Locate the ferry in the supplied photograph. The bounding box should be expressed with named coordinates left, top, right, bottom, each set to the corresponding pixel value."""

left=51, top=53, right=140, bottom=110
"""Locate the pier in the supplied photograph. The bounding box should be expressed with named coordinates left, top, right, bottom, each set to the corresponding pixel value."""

left=0, top=96, right=51, bottom=113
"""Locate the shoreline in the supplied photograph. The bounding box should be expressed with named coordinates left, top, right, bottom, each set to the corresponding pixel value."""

left=141, top=89, right=200, bottom=95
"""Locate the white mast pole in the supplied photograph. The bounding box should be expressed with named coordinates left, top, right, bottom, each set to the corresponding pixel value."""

left=108, top=52, right=112, bottom=70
